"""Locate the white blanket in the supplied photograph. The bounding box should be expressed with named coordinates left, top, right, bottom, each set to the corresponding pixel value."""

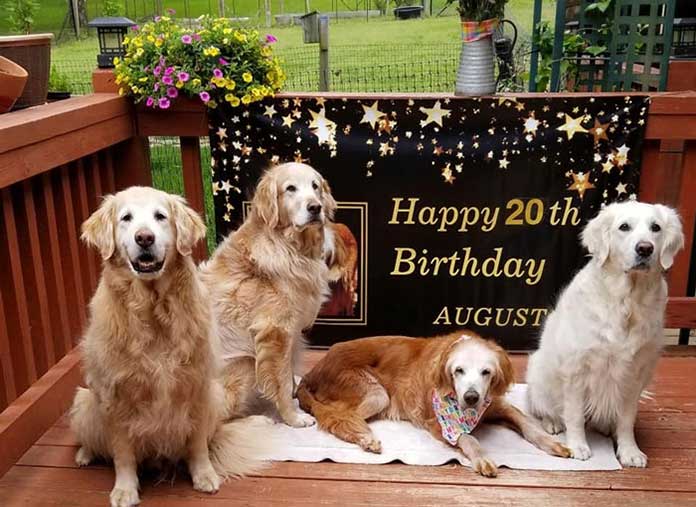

left=257, top=384, right=621, bottom=471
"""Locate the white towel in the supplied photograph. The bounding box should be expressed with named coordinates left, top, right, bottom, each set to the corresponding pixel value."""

left=254, top=383, right=621, bottom=471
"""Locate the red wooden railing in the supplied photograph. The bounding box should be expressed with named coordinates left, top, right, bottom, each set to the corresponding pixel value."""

left=0, top=74, right=694, bottom=477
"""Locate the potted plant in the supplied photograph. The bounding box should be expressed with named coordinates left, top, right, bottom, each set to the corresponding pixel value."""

left=0, top=55, right=28, bottom=113
left=114, top=15, right=286, bottom=111
left=447, top=0, right=507, bottom=96
left=0, top=0, right=53, bottom=108
left=47, top=65, right=73, bottom=102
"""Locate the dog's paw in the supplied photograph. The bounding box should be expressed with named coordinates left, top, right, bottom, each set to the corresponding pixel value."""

left=110, top=487, right=140, bottom=507
left=359, top=437, right=382, bottom=454
left=472, top=457, right=498, bottom=477
left=75, top=447, right=93, bottom=467
left=550, top=441, right=572, bottom=458
left=284, top=410, right=316, bottom=428
left=541, top=417, right=565, bottom=435
left=568, top=442, right=592, bottom=461
left=192, top=467, right=222, bottom=494
left=617, top=445, right=647, bottom=468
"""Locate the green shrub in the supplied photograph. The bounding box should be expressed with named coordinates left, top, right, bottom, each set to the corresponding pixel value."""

left=48, top=65, right=73, bottom=93
left=6, top=0, right=39, bottom=34
left=102, top=0, right=122, bottom=17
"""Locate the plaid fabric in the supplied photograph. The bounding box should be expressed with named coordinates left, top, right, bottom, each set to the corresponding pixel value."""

left=461, top=18, right=499, bottom=43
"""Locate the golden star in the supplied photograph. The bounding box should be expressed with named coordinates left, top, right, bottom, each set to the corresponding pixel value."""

left=419, top=100, right=451, bottom=128
left=360, top=101, right=386, bottom=129
left=219, top=141, right=228, bottom=152
left=220, top=180, right=233, bottom=193
left=282, top=114, right=294, bottom=128
left=617, top=144, right=630, bottom=158
left=602, top=160, right=614, bottom=173
left=315, top=97, right=326, bottom=106
left=293, top=150, right=307, bottom=163
left=308, top=108, right=337, bottom=145
left=441, top=163, right=455, bottom=184
left=567, top=171, right=595, bottom=199
left=499, top=158, right=510, bottom=169
left=616, top=182, right=627, bottom=195
left=557, top=114, right=589, bottom=140
left=515, top=102, right=526, bottom=112
left=292, top=108, right=302, bottom=119
left=216, top=127, right=228, bottom=139
left=523, top=115, right=540, bottom=135
left=240, top=145, right=252, bottom=156
left=589, top=119, right=610, bottom=144
left=379, top=142, right=394, bottom=157
left=292, top=97, right=302, bottom=107
left=263, top=105, right=276, bottom=118
left=378, top=118, right=393, bottom=134
left=211, top=181, right=221, bottom=196
left=498, top=96, right=517, bottom=106
left=433, top=146, right=443, bottom=156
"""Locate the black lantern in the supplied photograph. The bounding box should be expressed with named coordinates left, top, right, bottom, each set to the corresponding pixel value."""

left=88, top=17, right=136, bottom=68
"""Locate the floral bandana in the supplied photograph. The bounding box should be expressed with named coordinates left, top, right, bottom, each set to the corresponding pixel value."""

left=432, top=389, right=491, bottom=446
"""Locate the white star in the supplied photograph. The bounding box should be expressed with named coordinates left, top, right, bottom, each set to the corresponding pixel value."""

left=360, top=101, right=386, bottom=129
left=419, top=100, right=451, bottom=128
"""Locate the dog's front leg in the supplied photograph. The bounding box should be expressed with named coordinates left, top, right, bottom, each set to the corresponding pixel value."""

left=187, top=414, right=221, bottom=493
left=615, top=382, right=648, bottom=467
left=562, top=381, right=591, bottom=460
left=457, top=434, right=498, bottom=477
left=109, top=429, right=140, bottom=507
left=255, top=326, right=316, bottom=427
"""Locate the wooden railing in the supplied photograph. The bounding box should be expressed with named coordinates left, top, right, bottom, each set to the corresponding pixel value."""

left=0, top=82, right=695, bottom=477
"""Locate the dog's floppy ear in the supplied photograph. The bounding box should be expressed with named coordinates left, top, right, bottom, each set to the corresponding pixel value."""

left=253, top=171, right=279, bottom=228
left=171, top=195, right=206, bottom=256
left=435, top=338, right=458, bottom=395
left=81, top=195, right=117, bottom=260
left=321, top=177, right=337, bottom=221
left=489, top=340, right=514, bottom=397
left=655, top=204, right=684, bottom=270
left=581, top=205, right=613, bottom=266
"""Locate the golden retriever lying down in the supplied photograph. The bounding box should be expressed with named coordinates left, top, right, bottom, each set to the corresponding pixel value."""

left=203, top=163, right=339, bottom=428
left=70, top=187, right=272, bottom=507
left=298, top=331, right=570, bottom=476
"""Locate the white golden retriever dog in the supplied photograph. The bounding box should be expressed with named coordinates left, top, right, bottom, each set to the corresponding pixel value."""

left=70, top=187, right=272, bottom=507
left=203, top=163, right=341, bottom=428
left=526, top=201, right=684, bottom=467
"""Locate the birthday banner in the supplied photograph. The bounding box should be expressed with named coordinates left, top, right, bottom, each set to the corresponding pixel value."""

left=209, top=95, right=648, bottom=350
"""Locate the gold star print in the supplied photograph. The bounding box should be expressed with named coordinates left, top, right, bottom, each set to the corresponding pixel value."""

left=515, top=102, right=526, bottom=112
left=282, top=114, right=294, bottom=128
left=557, top=114, right=589, bottom=140
left=281, top=99, right=290, bottom=108
left=379, top=142, right=394, bottom=157
left=487, top=151, right=494, bottom=160
left=223, top=212, right=230, bottom=222
left=617, top=144, right=630, bottom=158
left=523, top=114, right=540, bottom=135
left=216, top=127, right=228, bottom=139
left=211, top=181, right=221, bottom=196
left=263, top=105, right=276, bottom=118
left=616, top=182, right=627, bottom=195
left=499, top=158, right=510, bottom=169
left=293, top=151, right=307, bottom=163
left=360, top=101, right=386, bottom=129
left=240, top=145, right=252, bottom=156
left=220, top=180, right=233, bottom=194
left=433, top=146, right=443, bottom=156
left=308, top=108, right=337, bottom=145
left=315, top=97, right=326, bottom=106
left=441, top=163, right=455, bottom=184
left=419, top=101, right=451, bottom=128
left=567, top=171, right=595, bottom=199
left=497, top=96, right=517, bottom=106
left=292, top=108, right=302, bottom=119
left=378, top=118, right=395, bottom=134
left=602, top=160, right=614, bottom=173
left=292, top=97, right=302, bottom=107
left=589, top=119, right=609, bottom=144
left=219, top=141, right=228, bottom=152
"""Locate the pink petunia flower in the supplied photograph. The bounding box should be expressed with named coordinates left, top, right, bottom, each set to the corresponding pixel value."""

left=131, top=25, right=140, bottom=31
left=153, top=65, right=162, bottom=76
left=177, top=71, right=190, bottom=82
left=146, top=96, right=155, bottom=107
left=265, top=34, right=277, bottom=43
left=181, top=34, right=192, bottom=44
left=165, top=66, right=175, bottom=76
left=213, top=68, right=223, bottom=78
left=162, top=76, right=174, bottom=85
left=154, top=16, right=161, bottom=22
left=192, top=33, right=201, bottom=41
left=199, top=91, right=210, bottom=103
left=166, top=8, right=176, bottom=15
left=167, top=87, right=178, bottom=98
left=219, top=57, right=229, bottom=66
left=158, top=97, right=170, bottom=109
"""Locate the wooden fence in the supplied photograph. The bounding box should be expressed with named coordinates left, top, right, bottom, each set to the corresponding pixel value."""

left=0, top=85, right=695, bottom=477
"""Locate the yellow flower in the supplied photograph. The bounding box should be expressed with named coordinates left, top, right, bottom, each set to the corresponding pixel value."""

left=241, top=94, right=251, bottom=104
left=212, top=76, right=226, bottom=87
left=234, top=31, right=247, bottom=42
left=175, top=80, right=184, bottom=89
left=229, top=96, right=240, bottom=107
left=192, top=78, right=201, bottom=86
left=204, top=46, right=220, bottom=57
left=223, top=38, right=229, bottom=45
left=261, top=46, right=271, bottom=57
left=138, top=77, right=148, bottom=82
left=155, top=38, right=163, bottom=47
left=223, top=28, right=232, bottom=34
left=118, top=87, right=125, bottom=95
left=113, top=56, right=120, bottom=65
left=123, top=37, right=130, bottom=45
left=147, top=35, right=155, bottom=42
left=225, top=93, right=235, bottom=102
left=207, top=99, right=218, bottom=109
left=242, top=72, right=252, bottom=83
left=225, top=79, right=236, bottom=90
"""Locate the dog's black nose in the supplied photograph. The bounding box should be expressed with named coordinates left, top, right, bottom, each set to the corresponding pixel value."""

left=135, top=228, right=155, bottom=248
left=463, top=391, right=480, bottom=406
left=307, top=203, right=322, bottom=215
left=635, top=241, right=654, bottom=258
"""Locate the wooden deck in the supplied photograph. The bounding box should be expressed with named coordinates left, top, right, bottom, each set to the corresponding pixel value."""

left=1, top=352, right=695, bottom=506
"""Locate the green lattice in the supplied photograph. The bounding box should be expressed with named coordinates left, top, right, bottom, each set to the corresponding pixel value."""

left=573, top=0, right=676, bottom=91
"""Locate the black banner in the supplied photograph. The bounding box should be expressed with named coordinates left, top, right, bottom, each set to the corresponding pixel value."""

left=209, top=95, right=648, bottom=349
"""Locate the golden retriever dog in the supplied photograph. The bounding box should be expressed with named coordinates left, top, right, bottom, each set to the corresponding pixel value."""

left=70, top=187, right=272, bottom=507
left=202, top=162, right=338, bottom=427
left=527, top=201, right=684, bottom=467
left=297, top=331, right=570, bottom=476
left=320, top=222, right=359, bottom=317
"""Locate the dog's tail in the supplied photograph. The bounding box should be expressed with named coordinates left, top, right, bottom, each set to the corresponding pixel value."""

left=208, top=415, right=278, bottom=478
left=296, top=382, right=368, bottom=443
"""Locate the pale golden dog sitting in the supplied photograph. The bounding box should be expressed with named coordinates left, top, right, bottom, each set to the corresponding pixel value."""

left=298, top=331, right=570, bottom=477
left=203, top=163, right=339, bottom=427
left=70, top=187, right=271, bottom=507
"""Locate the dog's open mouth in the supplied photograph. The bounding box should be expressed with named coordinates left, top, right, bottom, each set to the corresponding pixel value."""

left=131, top=252, right=164, bottom=274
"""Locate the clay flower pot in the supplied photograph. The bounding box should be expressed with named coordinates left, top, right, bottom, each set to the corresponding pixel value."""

left=0, top=34, right=53, bottom=109
left=0, top=56, right=28, bottom=113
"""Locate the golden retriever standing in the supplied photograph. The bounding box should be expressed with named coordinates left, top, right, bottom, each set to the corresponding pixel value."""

left=298, top=331, right=570, bottom=476
left=70, top=187, right=271, bottom=507
left=203, top=163, right=338, bottom=427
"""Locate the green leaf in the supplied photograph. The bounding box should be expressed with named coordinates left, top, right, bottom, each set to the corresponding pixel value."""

left=585, top=45, right=607, bottom=56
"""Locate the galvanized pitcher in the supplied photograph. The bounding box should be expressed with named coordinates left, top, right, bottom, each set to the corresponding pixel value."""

left=455, top=35, right=496, bottom=97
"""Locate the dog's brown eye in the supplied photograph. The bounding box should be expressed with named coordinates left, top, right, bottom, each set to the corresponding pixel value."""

left=121, top=213, right=132, bottom=222
left=651, top=223, right=661, bottom=232
left=154, top=212, right=167, bottom=221
left=619, top=223, right=630, bottom=232
left=312, top=181, right=319, bottom=190
left=286, top=185, right=297, bottom=193
left=481, top=369, right=491, bottom=376
left=454, top=367, right=464, bottom=375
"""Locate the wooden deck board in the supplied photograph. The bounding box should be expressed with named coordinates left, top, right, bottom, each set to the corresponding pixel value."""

left=1, top=354, right=695, bottom=505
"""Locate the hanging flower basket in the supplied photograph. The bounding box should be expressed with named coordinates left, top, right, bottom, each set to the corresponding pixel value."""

left=455, top=18, right=499, bottom=96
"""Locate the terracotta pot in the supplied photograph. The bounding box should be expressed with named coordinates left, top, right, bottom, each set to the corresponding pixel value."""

left=0, top=33, right=53, bottom=109
left=0, top=55, right=28, bottom=113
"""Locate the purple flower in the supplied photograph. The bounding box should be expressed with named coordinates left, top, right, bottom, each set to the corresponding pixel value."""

left=158, top=97, right=170, bottom=109
left=166, top=87, right=178, bottom=98
left=153, top=65, right=162, bottom=76
left=131, top=25, right=140, bottom=31
left=199, top=91, right=210, bottom=103
left=265, top=34, right=277, bottom=43
left=146, top=96, right=155, bottom=107
left=154, top=15, right=161, bottom=22
left=177, top=71, right=190, bottom=82
left=162, top=75, right=174, bottom=85
left=181, top=34, right=192, bottom=44
left=219, top=57, right=229, bottom=66
left=213, top=68, right=223, bottom=78
left=192, top=33, right=201, bottom=41
left=153, top=82, right=160, bottom=91
left=165, top=66, right=175, bottom=76
left=166, top=8, right=176, bottom=15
